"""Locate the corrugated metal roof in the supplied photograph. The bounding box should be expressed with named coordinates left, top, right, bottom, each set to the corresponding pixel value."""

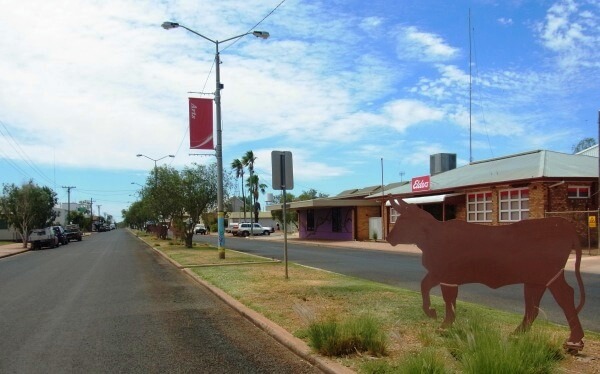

left=369, top=150, right=598, bottom=197
left=576, top=144, right=598, bottom=157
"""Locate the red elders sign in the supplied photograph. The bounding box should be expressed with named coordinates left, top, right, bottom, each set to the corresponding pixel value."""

left=189, top=98, right=214, bottom=150
left=411, top=175, right=431, bottom=192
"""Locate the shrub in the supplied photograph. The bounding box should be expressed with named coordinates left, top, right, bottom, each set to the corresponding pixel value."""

left=396, top=348, right=448, bottom=374
left=446, top=319, right=563, bottom=373
left=307, top=315, right=387, bottom=356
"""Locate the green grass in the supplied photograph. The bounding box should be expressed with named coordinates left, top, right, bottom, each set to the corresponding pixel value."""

left=307, top=314, right=387, bottom=356
left=445, top=319, right=563, bottom=373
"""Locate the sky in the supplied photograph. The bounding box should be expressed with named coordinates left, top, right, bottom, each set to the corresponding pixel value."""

left=1, top=0, right=599, bottom=221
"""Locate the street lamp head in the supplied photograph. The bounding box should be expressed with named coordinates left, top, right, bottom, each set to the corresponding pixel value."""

left=161, top=21, right=180, bottom=30
left=136, top=154, right=142, bottom=157
left=168, top=155, right=175, bottom=158
left=252, top=31, right=270, bottom=39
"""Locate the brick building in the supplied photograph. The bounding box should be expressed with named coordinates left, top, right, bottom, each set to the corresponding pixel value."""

left=268, top=149, right=598, bottom=245
left=371, top=150, right=599, bottom=246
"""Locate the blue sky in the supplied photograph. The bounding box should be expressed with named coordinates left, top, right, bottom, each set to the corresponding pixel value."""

left=1, top=0, right=599, bottom=221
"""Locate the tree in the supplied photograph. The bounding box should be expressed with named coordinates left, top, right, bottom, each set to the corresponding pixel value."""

left=123, top=200, right=152, bottom=230
left=270, top=192, right=297, bottom=230
left=67, top=210, right=90, bottom=231
left=241, top=151, right=257, bottom=222
left=1, top=180, right=57, bottom=248
left=572, top=137, right=596, bottom=153
left=246, top=174, right=267, bottom=223
left=145, top=165, right=184, bottom=237
left=230, top=158, right=246, bottom=220
left=298, top=188, right=329, bottom=200
left=180, top=163, right=218, bottom=248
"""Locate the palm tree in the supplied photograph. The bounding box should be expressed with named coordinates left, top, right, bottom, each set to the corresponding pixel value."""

left=245, top=174, right=267, bottom=223
left=230, top=158, right=246, bottom=220
left=241, top=151, right=257, bottom=223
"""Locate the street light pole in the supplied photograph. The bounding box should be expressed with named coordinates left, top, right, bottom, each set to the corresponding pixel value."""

left=136, top=154, right=175, bottom=188
left=162, top=21, right=269, bottom=259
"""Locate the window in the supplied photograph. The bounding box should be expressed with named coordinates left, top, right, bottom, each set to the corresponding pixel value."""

left=390, top=207, right=400, bottom=223
left=306, top=209, right=315, bottom=231
left=0, top=219, right=7, bottom=230
left=467, top=192, right=492, bottom=222
left=332, top=208, right=342, bottom=232
left=568, top=185, right=590, bottom=199
left=499, top=188, right=529, bottom=222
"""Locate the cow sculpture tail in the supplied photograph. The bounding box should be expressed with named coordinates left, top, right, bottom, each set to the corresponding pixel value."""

left=573, top=239, right=585, bottom=313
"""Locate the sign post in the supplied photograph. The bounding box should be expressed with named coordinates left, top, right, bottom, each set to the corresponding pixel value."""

left=271, top=151, right=294, bottom=279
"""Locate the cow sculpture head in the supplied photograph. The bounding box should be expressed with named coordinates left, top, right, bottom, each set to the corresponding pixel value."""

left=387, top=199, right=437, bottom=247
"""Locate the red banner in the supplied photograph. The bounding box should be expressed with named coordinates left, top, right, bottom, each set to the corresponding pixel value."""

left=411, top=175, right=431, bottom=192
left=189, top=98, right=214, bottom=150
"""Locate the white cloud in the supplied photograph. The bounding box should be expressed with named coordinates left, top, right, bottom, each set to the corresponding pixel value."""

left=395, top=26, right=459, bottom=62
left=536, top=0, right=600, bottom=69
left=498, top=17, right=514, bottom=25
left=359, top=16, right=384, bottom=32
left=383, top=100, right=445, bottom=132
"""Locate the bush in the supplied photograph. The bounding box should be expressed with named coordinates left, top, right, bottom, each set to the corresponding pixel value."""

left=307, top=315, right=387, bottom=356
left=446, top=319, right=563, bottom=373
left=397, top=348, right=448, bottom=374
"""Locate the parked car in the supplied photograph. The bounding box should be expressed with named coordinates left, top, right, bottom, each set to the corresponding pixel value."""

left=52, top=226, right=69, bottom=245
left=234, top=222, right=273, bottom=237
left=226, top=223, right=239, bottom=234
left=194, top=224, right=207, bottom=235
left=109, top=223, right=116, bottom=230
left=64, top=224, right=83, bottom=242
left=28, top=227, right=59, bottom=250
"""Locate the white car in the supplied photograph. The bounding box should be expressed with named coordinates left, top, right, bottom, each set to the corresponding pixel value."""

left=234, top=223, right=273, bottom=237
left=194, top=224, right=207, bottom=235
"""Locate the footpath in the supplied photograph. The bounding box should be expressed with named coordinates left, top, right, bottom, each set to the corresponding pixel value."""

left=2, top=234, right=600, bottom=274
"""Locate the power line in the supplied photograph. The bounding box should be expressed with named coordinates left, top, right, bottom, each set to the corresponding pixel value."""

left=0, top=119, right=55, bottom=185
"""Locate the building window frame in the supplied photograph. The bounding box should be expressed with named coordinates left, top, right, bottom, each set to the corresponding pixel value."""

left=466, top=191, right=493, bottom=222
left=390, top=207, right=400, bottom=223
left=568, top=185, right=590, bottom=199
left=332, top=208, right=342, bottom=232
left=499, top=187, right=529, bottom=222
left=306, top=209, right=315, bottom=231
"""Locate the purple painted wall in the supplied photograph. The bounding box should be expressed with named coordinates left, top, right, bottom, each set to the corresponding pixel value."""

left=297, top=207, right=354, bottom=240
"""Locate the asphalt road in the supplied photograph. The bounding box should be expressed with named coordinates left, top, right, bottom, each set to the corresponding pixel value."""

left=195, top=234, right=600, bottom=334
left=0, top=230, right=319, bottom=373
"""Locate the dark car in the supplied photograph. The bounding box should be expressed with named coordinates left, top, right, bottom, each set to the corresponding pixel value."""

left=64, top=224, right=83, bottom=242
left=52, top=226, right=69, bottom=245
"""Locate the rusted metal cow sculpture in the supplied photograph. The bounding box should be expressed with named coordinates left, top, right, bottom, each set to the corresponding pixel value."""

left=387, top=199, right=585, bottom=351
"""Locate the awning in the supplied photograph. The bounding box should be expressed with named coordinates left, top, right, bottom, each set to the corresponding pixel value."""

left=385, top=193, right=464, bottom=205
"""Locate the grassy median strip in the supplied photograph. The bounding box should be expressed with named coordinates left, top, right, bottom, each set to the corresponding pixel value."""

left=140, top=233, right=599, bottom=373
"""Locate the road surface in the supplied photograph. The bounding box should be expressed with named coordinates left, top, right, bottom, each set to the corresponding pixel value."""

left=0, top=230, right=319, bottom=373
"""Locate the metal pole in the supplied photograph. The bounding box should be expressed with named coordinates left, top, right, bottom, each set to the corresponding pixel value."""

left=381, top=158, right=385, bottom=241
left=281, top=153, right=288, bottom=279
left=215, top=42, right=225, bottom=259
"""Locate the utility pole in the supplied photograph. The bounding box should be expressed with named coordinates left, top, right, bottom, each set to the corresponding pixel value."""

left=62, top=186, right=76, bottom=225
left=89, top=198, right=94, bottom=231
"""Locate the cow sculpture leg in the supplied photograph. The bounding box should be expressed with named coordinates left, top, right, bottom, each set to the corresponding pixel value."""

left=421, top=273, right=439, bottom=318
left=516, top=283, right=546, bottom=333
left=440, top=283, right=458, bottom=328
left=547, top=271, right=585, bottom=351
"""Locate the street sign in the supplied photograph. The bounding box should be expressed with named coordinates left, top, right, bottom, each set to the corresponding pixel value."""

left=589, top=215, right=597, bottom=228
left=271, top=151, right=294, bottom=190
